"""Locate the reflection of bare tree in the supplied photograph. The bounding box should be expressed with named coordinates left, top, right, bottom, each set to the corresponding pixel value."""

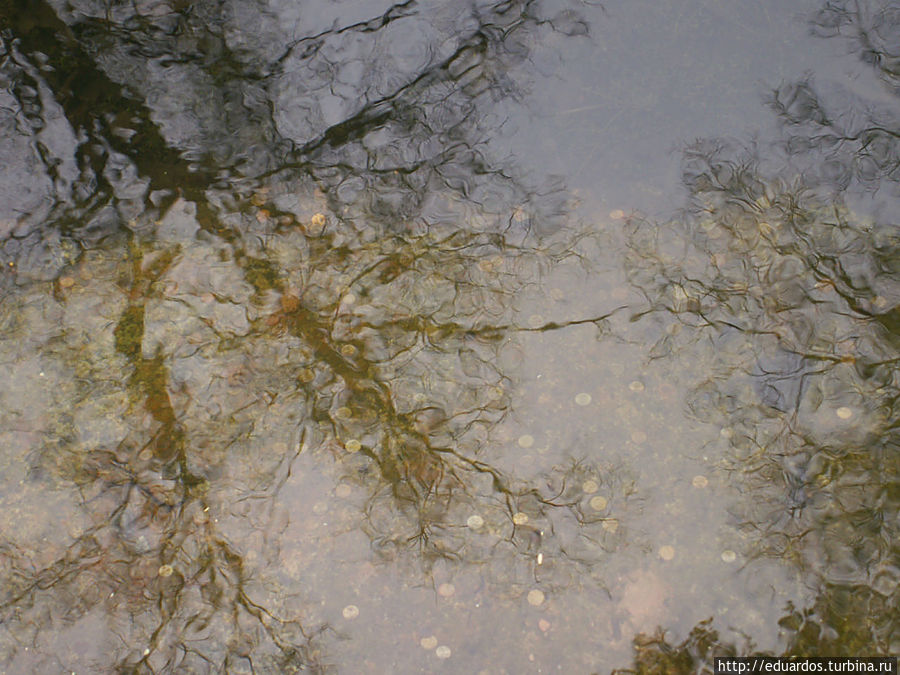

left=767, top=2, right=900, bottom=197
left=181, top=184, right=627, bottom=584
left=808, top=0, right=900, bottom=92
left=768, top=73, right=900, bottom=196
left=614, top=7, right=900, bottom=651
left=610, top=619, right=742, bottom=674
left=610, top=583, right=895, bottom=671
left=622, top=136, right=898, bottom=655
left=0, top=0, right=643, bottom=670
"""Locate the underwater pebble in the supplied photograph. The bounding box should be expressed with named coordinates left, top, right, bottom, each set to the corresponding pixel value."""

left=630, top=431, right=647, bottom=444
left=517, top=434, right=535, bottom=448
left=335, top=406, right=353, bottom=419
left=342, top=293, right=356, bottom=305
left=589, top=495, right=608, bottom=511
left=609, top=209, right=626, bottom=220
left=527, top=589, right=545, bottom=606
left=158, top=564, right=174, bottom=577
left=340, top=344, right=357, bottom=357
left=438, top=583, right=456, bottom=598
left=720, top=427, right=734, bottom=439
left=659, top=545, right=675, bottom=561
left=420, top=636, right=438, bottom=650
left=527, top=314, right=544, bottom=328
left=344, top=439, right=362, bottom=453
left=721, top=550, right=737, bottom=563
left=58, top=276, right=75, bottom=289
left=692, top=475, right=709, bottom=488
left=538, top=619, right=551, bottom=633
left=335, top=484, right=353, bottom=498
left=435, top=645, right=452, bottom=659
left=574, top=392, right=592, bottom=406
left=467, top=515, right=484, bottom=529
left=602, top=519, right=619, bottom=533
left=836, top=407, right=853, bottom=420
left=628, top=380, right=645, bottom=392
left=582, top=480, right=599, bottom=494
left=342, top=605, right=359, bottom=620
left=512, top=512, right=529, bottom=525
left=311, top=213, right=326, bottom=227
left=312, top=501, right=328, bottom=514
left=298, top=368, right=315, bottom=383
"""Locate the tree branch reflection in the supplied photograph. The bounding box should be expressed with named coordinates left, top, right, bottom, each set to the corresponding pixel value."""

left=0, top=0, right=640, bottom=670
left=622, top=121, right=898, bottom=662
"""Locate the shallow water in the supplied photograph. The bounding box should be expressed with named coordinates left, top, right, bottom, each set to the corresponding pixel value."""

left=1, top=0, right=898, bottom=672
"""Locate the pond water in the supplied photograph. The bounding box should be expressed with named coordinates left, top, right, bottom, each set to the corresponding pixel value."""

left=1, top=0, right=898, bottom=672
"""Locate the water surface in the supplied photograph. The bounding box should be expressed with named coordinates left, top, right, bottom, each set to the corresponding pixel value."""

left=1, top=0, right=898, bottom=672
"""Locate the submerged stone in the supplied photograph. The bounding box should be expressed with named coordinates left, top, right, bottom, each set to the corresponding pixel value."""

left=589, top=495, right=608, bottom=511
left=527, top=589, right=545, bottom=606
left=582, top=479, right=599, bottom=494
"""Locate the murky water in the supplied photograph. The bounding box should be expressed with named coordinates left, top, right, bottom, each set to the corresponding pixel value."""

left=1, top=0, right=898, bottom=672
